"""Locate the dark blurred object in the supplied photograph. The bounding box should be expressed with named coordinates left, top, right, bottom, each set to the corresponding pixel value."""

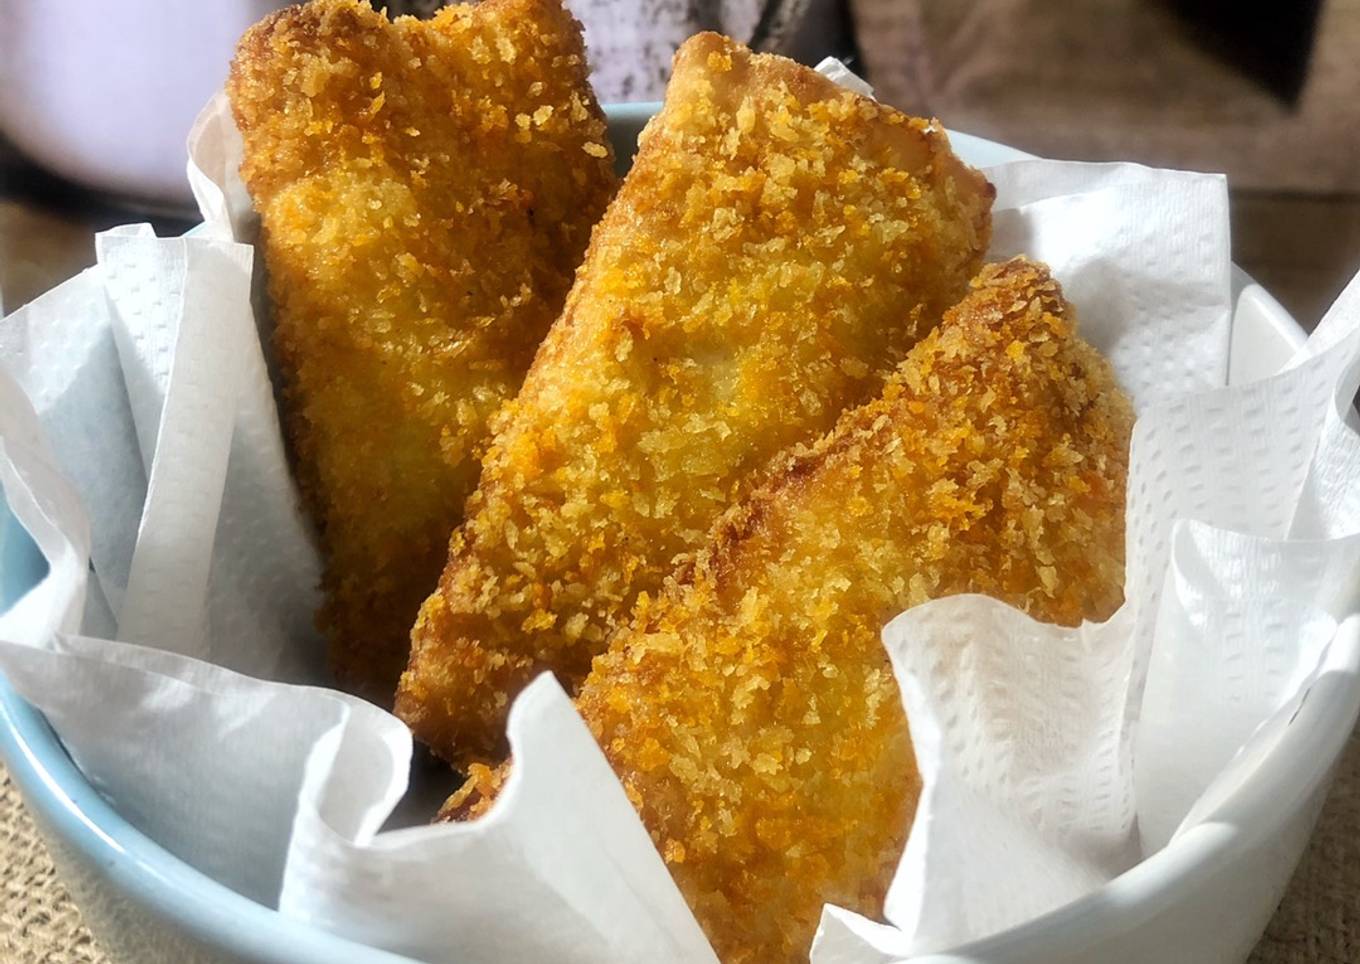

left=374, top=0, right=448, bottom=14
left=572, top=0, right=856, bottom=101
left=848, top=0, right=1360, bottom=327
left=1169, top=0, right=1323, bottom=103
left=850, top=0, right=1360, bottom=194
left=373, top=0, right=857, bottom=101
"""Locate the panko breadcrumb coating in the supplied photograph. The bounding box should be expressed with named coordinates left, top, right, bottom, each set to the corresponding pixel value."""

left=227, top=0, right=617, bottom=701
left=450, top=257, right=1134, bottom=962
left=395, top=32, right=995, bottom=763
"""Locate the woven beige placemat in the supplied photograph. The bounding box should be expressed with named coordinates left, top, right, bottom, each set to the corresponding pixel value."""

left=0, top=768, right=103, bottom=964
left=2, top=732, right=1357, bottom=962
left=1247, top=722, right=1360, bottom=964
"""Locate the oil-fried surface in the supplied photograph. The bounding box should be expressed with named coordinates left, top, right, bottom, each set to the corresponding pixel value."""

left=228, top=0, right=616, bottom=700
left=395, top=32, right=995, bottom=763
left=450, top=258, right=1133, bottom=961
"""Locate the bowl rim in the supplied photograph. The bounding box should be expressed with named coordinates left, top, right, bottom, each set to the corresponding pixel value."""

left=0, top=105, right=1330, bottom=964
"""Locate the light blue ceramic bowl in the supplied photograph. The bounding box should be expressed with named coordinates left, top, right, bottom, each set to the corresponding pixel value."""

left=1, top=103, right=1349, bottom=964
left=0, top=510, right=415, bottom=964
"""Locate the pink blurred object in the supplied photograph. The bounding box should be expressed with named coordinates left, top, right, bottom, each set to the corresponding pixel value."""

left=0, top=0, right=288, bottom=209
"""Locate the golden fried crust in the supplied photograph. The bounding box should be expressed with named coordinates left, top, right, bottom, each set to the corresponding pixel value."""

left=449, top=257, right=1133, bottom=962
left=395, top=32, right=995, bottom=763
left=227, top=0, right=617, bottom=701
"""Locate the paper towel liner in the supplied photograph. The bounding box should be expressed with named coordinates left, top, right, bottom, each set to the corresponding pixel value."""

left=1, top=62, right=1359, bottom=962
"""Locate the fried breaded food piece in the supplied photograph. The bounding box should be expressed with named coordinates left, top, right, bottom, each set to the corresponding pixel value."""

left=395, top=32, right=995, bottom=763
left=228, top=0, right=617, bottom=700
left=450, top=258, right=1133, bottom=961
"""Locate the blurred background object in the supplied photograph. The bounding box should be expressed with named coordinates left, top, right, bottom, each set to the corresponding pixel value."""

left=853, top=0, right=1351, bottom=192
left=851, top=0, right=1360, bottom=321
left=557, top=0, right=858, bottom=100
left=1173, top=0, right=1323, bottom=104
left=386, top=0, right=860, bottom=100
left=0, top=0, right=290, bottom=212
left=3, top=0, right=1357, bottom=322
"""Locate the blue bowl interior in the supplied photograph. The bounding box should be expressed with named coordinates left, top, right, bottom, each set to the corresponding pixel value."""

left=0, top=490, right=46, bottom=610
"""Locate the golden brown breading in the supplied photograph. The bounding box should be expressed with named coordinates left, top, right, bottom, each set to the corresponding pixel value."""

left=450, top=257, right=1133, bottom=962
left=227, top=0, right=617, bottom=700
left=395, top=32, right=995, bottom=763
